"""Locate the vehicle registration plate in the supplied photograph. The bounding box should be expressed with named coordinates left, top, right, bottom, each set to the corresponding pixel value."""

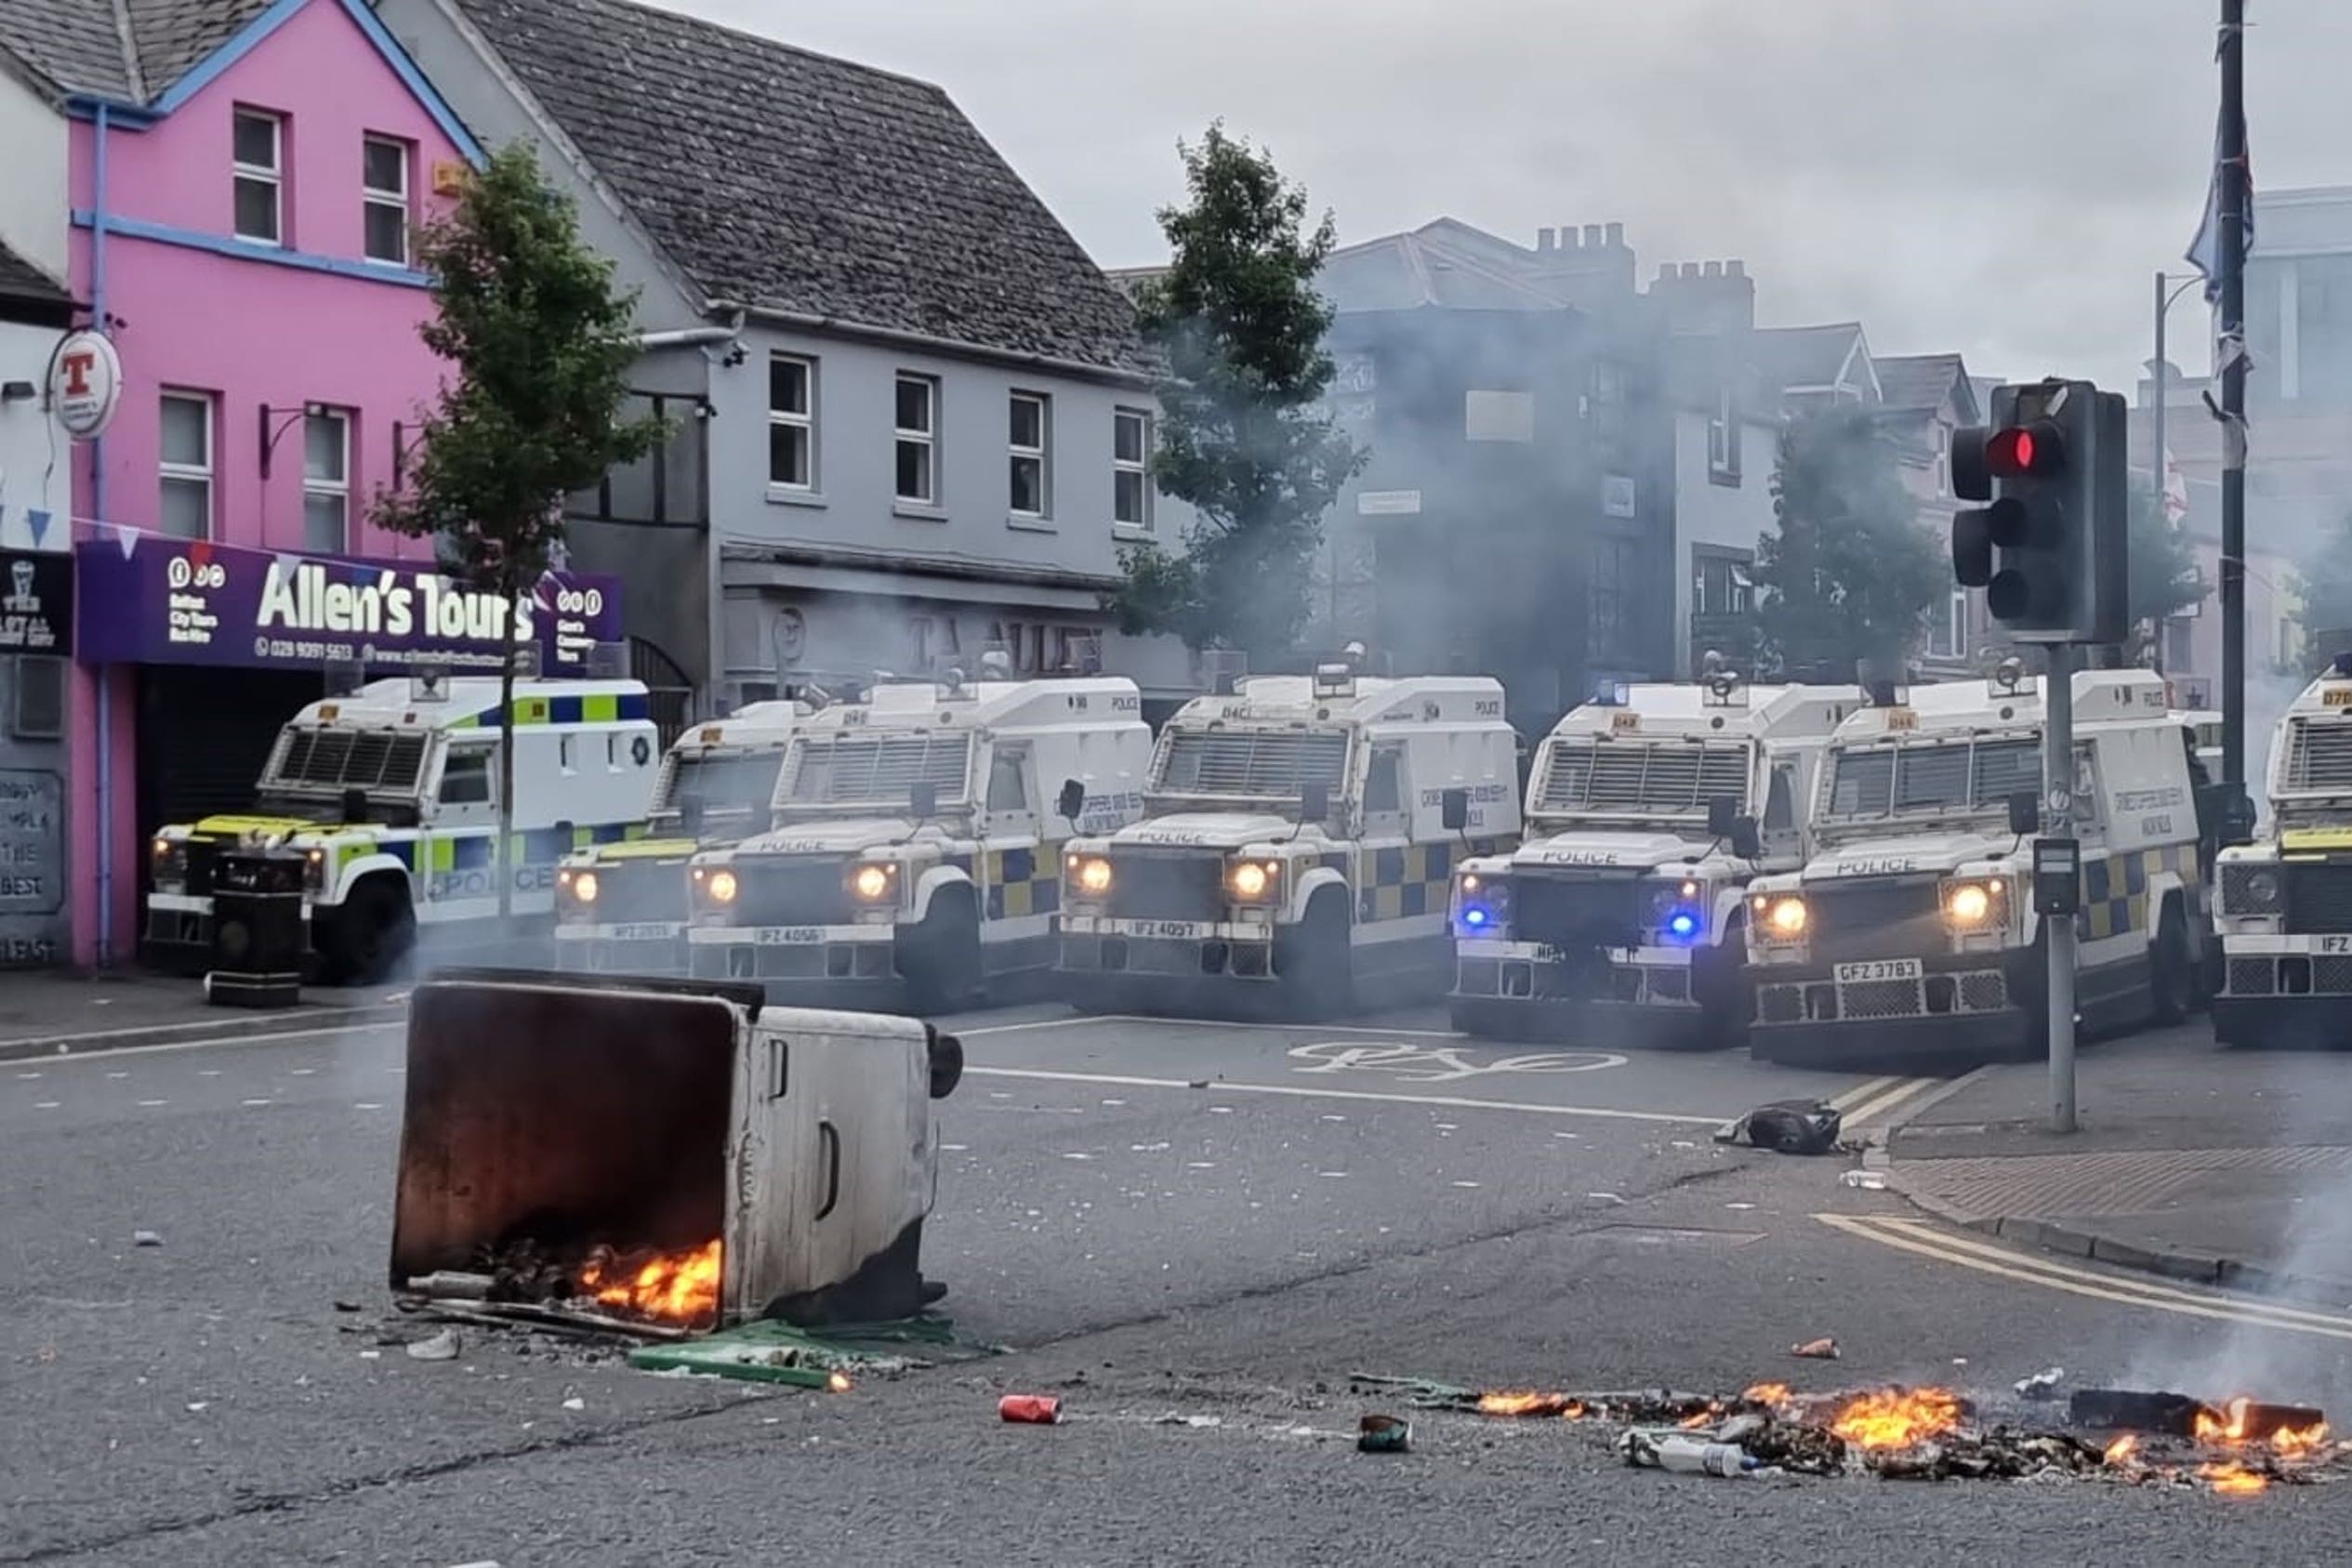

left=753, top=927, right=826, bottom=945
left=610, top=923, right=676, bottom=942
left=1835, top=958, right=1923, bottom=984
left=1107, top=919, right=1209, bottom=940
left=2319, top=937, right=2352, bottom=955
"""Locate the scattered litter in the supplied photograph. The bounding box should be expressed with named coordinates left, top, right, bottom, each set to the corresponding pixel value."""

left=1209, top=1107, right=1234, bottom=1115
left=1723, top=1100, right=1843, bottom=1156
left=132, top=1230, right=164, bottom=1247
left=1840, top=1169, right=1888, bottom=1191
left=1101, top=1099, right=1126, bottom=1107
left=186, top=1402, right=208, bottom=1413
left=1790, top=1338, right=1840, bottom=1361
left=2015, top=1367, right=2067, bottom=1402
left=1317, top=1171, right=1348, bottom=1179
left=1587, top=1192, right=1627, bottom=1206
left=561, top=1397, right=586, bottom=1412
left=1620, top=1428, right=1763, bottom=1478
left=1671, top=1140, right=1698, bottom=1150
left=1061, top=1153, right=1094, bottom=1162
left=1724, top=1203, right=1757, bottom=1211
left=1186, top=1162, right=1216, bottom=1170
left=999, top=1394, right=1062, bottom=1424
left=1130, top=1142, right=1170, bottom=1153
left=446, top=1561, right=503, bottom=1568
left=1187, top=1080, right=1210, bottom=1090
left=358, top=1350, right=381, bottom=1361
left=1357, top=1414, right=1412, bottom=1454
left=405, top=1329, right=461, bottom=1363
left=1157, top=1413, right=1222, bottom=1429
left=1451, top=1180, right=1482, bottom=1189
left=333, top=1300, right=363, bottom=1313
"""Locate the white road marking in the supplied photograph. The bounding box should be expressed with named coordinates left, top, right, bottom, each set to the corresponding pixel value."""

left=353, top=1102, right=384, bottom=1111
left=10, top=1021, right=404, bottom=1064
left=962, top=1066, right=1725, bottom=1126
left=34, top=1100, right=59, bottom=1109
left=1818, top=1213, right=2352, bottom=1341
left=137, top=1100, right=167, bottom=1108
left=288, top=1068, right=315, bottom=1076
left=14, top=1071, right=38, bottom=1079
left=105, top=1071, right=128, bottom=1080
left=241, top=1098, right=272, bottom=1107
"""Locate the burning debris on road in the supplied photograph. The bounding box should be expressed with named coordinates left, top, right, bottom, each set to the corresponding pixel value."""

left=1352, top=1374, right=2342, bottom=1495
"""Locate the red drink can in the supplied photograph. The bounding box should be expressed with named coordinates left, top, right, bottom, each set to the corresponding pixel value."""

left=998, top=1394, right=1063, bottom=1424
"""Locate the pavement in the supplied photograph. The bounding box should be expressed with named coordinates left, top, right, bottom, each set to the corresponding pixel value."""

left=1883, top=1021, right=2352, bottom=1307
left=8, top=984, right=2352, bottom=1563
left=0, top=968, right=408, bottom=1063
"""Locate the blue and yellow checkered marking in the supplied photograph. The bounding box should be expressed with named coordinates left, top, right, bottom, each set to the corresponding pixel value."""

left=2078, top=841, right=2203, bottom=942
left=1357, top=838, right=1513, bottom=923
left=984, top=843, right=1062, bottom=921
left=378, top=822, right=647, bottom=879
left=449, top=692, right=650, bottom=730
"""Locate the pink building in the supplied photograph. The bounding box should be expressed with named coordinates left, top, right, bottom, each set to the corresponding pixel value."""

left=0, top=0, right=481, bottom=965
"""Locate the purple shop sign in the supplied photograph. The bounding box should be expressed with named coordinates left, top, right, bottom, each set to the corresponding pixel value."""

left=73, top=536, right=624, bottom=675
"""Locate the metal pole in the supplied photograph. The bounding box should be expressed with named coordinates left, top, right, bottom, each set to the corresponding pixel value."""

left=2153, top=271, right=2169, bottom=677
left=2219, top=0, right=2249, bottom=803
left=2045, top=644, right=2078, bottom=1134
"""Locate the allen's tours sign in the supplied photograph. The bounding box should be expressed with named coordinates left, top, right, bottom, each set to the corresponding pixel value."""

left=73, top=537, right=623, bottom=674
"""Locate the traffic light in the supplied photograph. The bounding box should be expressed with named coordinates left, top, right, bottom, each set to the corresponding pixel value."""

left=1949, top=379, right=2128, bottom=645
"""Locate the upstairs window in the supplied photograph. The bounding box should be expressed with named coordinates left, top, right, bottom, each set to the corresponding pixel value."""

left=1113, top=407, right=1151, bottom=528
left=768, top=355, right=815, bottom=490
left=894, top=374, right=937, bottom=505
left=363, top=136, right=412, bottom=266
left=232, top=109, right=284, bottom=245
left=1010, top=391, right=1051, bottom=519
left=303, top=409, right=350, bottom=554
left=159, top=391, right=215, bottom=540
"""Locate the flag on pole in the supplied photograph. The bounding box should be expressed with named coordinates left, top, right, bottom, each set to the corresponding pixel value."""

left=2185, top=54, right=2254, bottom=304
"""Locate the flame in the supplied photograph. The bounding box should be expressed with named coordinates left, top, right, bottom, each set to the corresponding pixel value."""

left=1828, top=1387, right=1962, bottom=1450
left=1741, top=1382, right=1792, bottom=1407
left=578, top=1240, right=721, bottom=1324
left=1679, top=1409, right=1716, bottom=1430
left=2195, top=1397, right=2253, bottom=1445
left=2104, top=1434, right=2139, bottom=1466
left=2271, top=1421, right=2329, bottom=1459
left=1474, top=1391, right=1587, bottom=1419
left=826, top=1370, right=852, bottom=1394
left=2198, top=1461, right=2268, bottom=1496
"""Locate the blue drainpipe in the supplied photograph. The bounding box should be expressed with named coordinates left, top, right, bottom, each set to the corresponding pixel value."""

left=92, top=102, right=114, bottom=967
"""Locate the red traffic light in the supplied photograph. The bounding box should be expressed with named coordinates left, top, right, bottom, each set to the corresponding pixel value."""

left=1986, top=420, right=2063, bottom=478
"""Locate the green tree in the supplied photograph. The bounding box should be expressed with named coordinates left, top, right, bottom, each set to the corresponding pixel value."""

left=2125, top=481, right=2207, bottom=662
left=377, top=143, right=664, bottom=919
left=1751, top=408, right=1943, bottom=682
left=1106, top=125, right=1366, bottom=661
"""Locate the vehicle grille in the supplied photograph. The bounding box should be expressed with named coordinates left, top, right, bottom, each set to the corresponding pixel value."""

left=592, top=860, right=689, bottom=925
left=2284, top=719, right=2352, bottom=794
left=1514, top=876, right=1644, bottom=950
left=732, top=858, right=852, bottom=927
left=2286, top=863, right=2352, bottom=935
left=1104, top=855, right=1225, bottom=921
left=1805, top=880, right=1942, bottom=963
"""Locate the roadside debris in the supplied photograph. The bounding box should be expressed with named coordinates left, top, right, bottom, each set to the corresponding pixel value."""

left=333, top=1299, right=363, bottom=1313
left=999, top=1394, right=1063, bottom=1424
left=1790, top=1338, right=1840, bottom=1361
left=1720, top=1100, right=1843, bottom=1156
left=1620, top=1429, right=1765, bottom=1477
left=1357, top=1414, right=1412, bottom=1453
left=404, top=1329, right=461, bottom=1363
left=2015, top=1367, right=2066, bottom=1402
left=561, top=1397, right=586, bottom=1412
left=132, top=1230, right=164, bottom=1247
left=1838, top=1169, right=1887, bottom=1191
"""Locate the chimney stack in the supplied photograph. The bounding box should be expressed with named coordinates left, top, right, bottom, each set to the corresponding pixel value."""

left=1581, top=224, right=1603, bottom=248
left=1605, top=222, right=1624, bottom=247
left=1537, top=226, right=1557, bottom=253
left=1650, top=257, right=1757, bottom=335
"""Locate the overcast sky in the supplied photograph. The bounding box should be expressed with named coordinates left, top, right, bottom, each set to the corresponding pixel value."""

left=674, top=0, right=2348, bottom=392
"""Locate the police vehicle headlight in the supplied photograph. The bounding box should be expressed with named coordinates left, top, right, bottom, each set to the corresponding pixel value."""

left=1753, top=893, right=1808, bottom=940
left=1941, top=878, right=2006, bottom=932
left=848, top=863, right=897, bottom=903
left=1456, top=873, right=1510, bottom=934
left=1227, top=859, right=1280, bottom=903
left=152, top=837, right=188, bottom=893
left=701, top=868, right=739, bottom=906
left=304, top=848, right=328, bottom=894
left=1649, top=878, right=1707, bottom=943
left=2222, top=863, right=2281, bottom=915
left=1066, top=856, right=1114, bottom=898
left=562, top=869, right=600, bottom=906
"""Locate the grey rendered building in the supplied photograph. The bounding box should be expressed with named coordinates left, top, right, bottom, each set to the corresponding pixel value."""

left=376, top=0, right=1194, bottom=728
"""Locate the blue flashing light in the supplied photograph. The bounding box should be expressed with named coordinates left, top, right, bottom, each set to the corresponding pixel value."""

left=1460, top=904, right=1492, bottom=930
left=1664, top=910, right=1701, bottom=942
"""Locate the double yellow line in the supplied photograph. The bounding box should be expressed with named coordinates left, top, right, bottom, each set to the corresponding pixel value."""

left=1819, top=1213, right=2352, bottom=1342
left=1827, top=1074, right=1947, bottom=1129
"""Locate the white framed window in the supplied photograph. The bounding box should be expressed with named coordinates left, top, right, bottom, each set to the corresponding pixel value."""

left=363, top=135, right=411, bottom=266
left=768, top=355, right=815, bottom=490
left=159, top=390, right=215, bottom=540
left=1706, top=388, right=1740, bottom=481
left=1929, top=588, right=1969, bottom=660
left=894, top=374, right=937, bottom=505
left=1113, top=406, right=1151, bottom=528
left=232, top=109, right=284, bottom=245
left=1010, top=391, right=1050, bottom=519
left=303, top=408, right=350, bottom=554
left=1933, top=422, right=1952, bottom=496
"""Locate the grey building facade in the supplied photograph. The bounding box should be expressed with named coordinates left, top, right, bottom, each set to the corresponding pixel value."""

left=377, top=0, right=1194, bottom=731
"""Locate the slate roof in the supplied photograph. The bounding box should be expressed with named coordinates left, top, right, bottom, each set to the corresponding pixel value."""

left=451, top=0, right=1147, bottom=374
left=1319, top=225, right=1570, bottom=314
left=1752, top=323, right=1866, bottom=394
left=1874, top=352, right=1969, bottom=415
left=0, top=236, right=73, bottom=322
left=0, top=0, right=271, bottom=103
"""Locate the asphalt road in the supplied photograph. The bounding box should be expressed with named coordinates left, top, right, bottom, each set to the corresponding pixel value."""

left=5, top=1003, right=2349, bottom=1565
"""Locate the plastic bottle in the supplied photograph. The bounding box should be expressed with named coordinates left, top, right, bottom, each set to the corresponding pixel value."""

left=1647, top=1435, right=1760, bottom=1478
